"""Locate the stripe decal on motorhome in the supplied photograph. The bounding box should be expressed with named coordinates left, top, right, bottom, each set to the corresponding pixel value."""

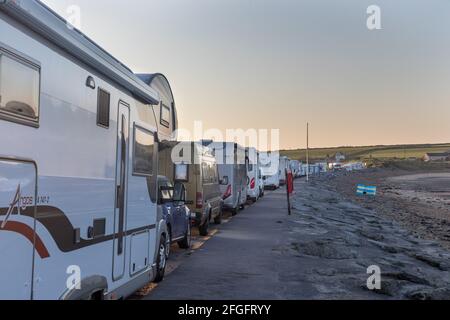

left=0, top=206, right=156, bottom=254
left=0, top=220, right=50, bottom=259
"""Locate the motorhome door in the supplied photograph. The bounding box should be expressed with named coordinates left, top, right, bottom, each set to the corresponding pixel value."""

left=0, top=158, right=38, bottom=300
left=113, top=102, right=130, bottom=281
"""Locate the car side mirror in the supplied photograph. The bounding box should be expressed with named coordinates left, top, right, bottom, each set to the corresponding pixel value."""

left=220, top=176, right=229, bottom=185
left=159, top=186, right=174, bottom=204
left=157, top=190, right=164, bottom=205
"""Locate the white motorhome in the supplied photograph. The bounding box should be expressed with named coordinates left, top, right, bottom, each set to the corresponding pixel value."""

left=317, top=162, right=328, bottom=173
left=260, top=153, right=280, bottom=190
left=308, top=164, right=319, bottom=175
left=257, top=167, right=265, bottom=198
left=299, top=164, right=307, bottom=177
left=278, top=156, right=290, bottom=185
left=0, top=0, right=177, bottom=300
left=289, top=160, right=300, bottom=178
left=211, top=142, right=247, bottom=214
left=246, top=147, right=261, bottom=202
left=343, top=162, right=364, bottom=172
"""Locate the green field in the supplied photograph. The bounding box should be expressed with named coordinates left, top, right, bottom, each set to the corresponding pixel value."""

left=280, top=143, right=450, bottom=163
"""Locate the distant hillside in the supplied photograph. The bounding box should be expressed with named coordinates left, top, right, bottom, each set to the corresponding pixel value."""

left=280, top=143, right=450, bottom=162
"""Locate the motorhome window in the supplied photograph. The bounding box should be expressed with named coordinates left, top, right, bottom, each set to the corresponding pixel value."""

left=97, top=88, right=110, bottom=128
left=212, top=163, right=219, bottom=184
left=133, top=126, right=155, bottom=176
left=173, top=183, right=184, bottom=201
left=201, top=162, right=218, bottom=184
left=160, top=103, right=170, bottom=128
left=201, top=162, right=210, bottom=184
left=0, top=52, right=40, bottom=124
left=175, top=164, right=189, bottom=182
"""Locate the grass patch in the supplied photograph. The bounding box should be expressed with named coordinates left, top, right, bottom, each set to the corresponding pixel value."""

left=280, top=143, right=450, bottom=163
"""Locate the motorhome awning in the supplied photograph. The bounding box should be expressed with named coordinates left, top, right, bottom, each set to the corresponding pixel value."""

left=0, top=0, right=160, bottom=105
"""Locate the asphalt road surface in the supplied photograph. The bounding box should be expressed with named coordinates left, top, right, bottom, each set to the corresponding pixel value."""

left=142, top=187, right=298, bottom=300
left=140, top=178, right=450, bottom=300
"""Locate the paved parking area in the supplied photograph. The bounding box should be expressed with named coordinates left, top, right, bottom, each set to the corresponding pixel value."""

left=139, top=188, right=294, bottom=300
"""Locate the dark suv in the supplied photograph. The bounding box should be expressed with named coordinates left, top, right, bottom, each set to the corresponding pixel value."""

left=158, top=176, right=192, bottom=256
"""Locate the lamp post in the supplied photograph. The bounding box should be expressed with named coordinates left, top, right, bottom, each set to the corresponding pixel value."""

left=306, top=122, right=309, bottom=182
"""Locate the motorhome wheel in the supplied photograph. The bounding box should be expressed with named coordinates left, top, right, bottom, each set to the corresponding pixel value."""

left=214, top=210, right=222, bottom=225
left=199, top=216, right=209, bottom=236
left=154, top=234, right=167, bottom=283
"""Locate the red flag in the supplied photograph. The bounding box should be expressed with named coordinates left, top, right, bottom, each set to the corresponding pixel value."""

left=287, top=172, right=294, bottom=194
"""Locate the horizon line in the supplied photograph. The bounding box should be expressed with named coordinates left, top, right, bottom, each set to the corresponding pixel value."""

left=279, top=142, right=450, bottom=152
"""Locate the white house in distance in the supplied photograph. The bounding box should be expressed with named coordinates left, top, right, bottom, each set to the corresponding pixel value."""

left=335, top=152, right=346, bottom=162
left=423, top=152, right=450, bottom=162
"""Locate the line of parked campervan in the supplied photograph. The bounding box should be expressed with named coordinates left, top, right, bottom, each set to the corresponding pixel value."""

left=158, top=141, right=266, bottom=239
left=260, top=156, right=329, bottom=191
left=0, top=0, right=305, bottom=300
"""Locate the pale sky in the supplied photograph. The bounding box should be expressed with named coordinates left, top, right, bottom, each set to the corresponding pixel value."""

left=42, top=0, right=450, bottom=149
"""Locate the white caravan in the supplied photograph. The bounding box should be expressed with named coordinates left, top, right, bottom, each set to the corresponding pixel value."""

left=0, top=0, right=177, bottom=300
left=246, top=147, right=261, bottom=202
left=278, top=157, right=290, bottom=185
left=211, top=142, right=247, bottom=214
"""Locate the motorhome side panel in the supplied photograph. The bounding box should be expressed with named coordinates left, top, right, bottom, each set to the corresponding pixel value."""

left=216, top=143, right=236, bottom=209
left=218, top=164, right=234, bottom=207
left=279, top=157, right=289, bottom=184
left=0, top=13, right=159, bottom=299
left=0, top=158, right=37, bottom=299
left=246, top=148, right=259, bottom=200
left=260, top=153, right=280, bottom=189
left=200, top=155, right=222, bottom=217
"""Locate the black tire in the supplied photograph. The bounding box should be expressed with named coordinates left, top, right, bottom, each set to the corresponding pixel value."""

left=178, top=221, right=191, bottom=249
left=89, top=290, right=105, bottom=300
left=199, top=216, right=209, bottom=236
left=235, top=193, right=244, bottom=214
left=214, top=210, right=222, bottom=225
left=231, top=194, right=240, bottom=216
left=153, top=234, right=167, bottom=283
